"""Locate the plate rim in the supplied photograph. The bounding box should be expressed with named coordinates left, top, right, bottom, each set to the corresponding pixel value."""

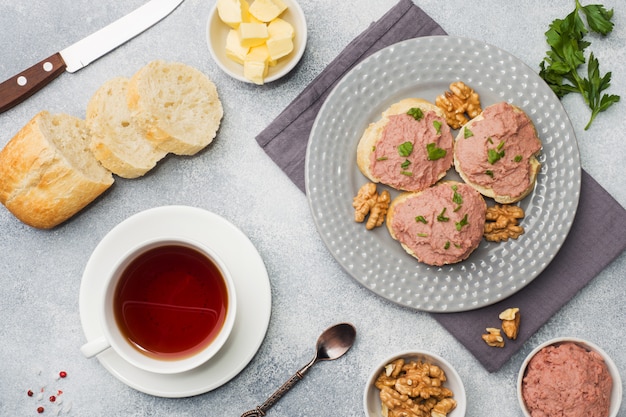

left=305, top=35, right=581, bottom=312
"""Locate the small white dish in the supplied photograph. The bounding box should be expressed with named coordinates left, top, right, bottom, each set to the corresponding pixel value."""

left=517, top=337, right=622, bottom=417
left=363, top=350, right=466, bottom=417
left=79, top=206, right=272, bottom=398
left=206, top=0, right=307, bottom=84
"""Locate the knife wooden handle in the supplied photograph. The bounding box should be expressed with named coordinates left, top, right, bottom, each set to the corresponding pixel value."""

left=0, top=53, right=67, bottom=114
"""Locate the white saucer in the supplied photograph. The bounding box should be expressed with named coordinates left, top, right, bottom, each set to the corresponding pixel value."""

left=79, top=206, right=272, bottom=398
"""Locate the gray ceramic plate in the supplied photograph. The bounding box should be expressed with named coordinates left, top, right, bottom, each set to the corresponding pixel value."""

left=305, top=36, right=581, bottom=312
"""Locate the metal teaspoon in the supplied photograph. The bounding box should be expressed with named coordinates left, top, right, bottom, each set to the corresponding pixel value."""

left=240, top=322, right=357, bottom=417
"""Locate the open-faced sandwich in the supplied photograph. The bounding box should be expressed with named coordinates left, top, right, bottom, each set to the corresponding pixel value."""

left=357, top=98, right=454, bottom=193
left=386, top=181, right=487, bottom=266
left=454, top=102, right=542, bottom=204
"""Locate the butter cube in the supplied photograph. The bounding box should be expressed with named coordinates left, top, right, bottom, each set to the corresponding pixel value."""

left=266, top=37, right=293, bottom=61
left=266, top=18, right=294, bottom=60
left=249, top=0, right=287, bottom=22
left=267, top=18, right=294, bottom=39
left=237, top=22, right=269, bottom=48
left=244, top=60, right=267, bottom=84
left=225, top=29, right=249, bottom=64
left=217, top=0, right=251, bottom=29
left=244, top=44, right=270, bottom=84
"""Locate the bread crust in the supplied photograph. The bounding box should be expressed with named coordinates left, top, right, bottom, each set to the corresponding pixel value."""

left=0, top=111, right=114, bottom=229
left=453, top=103, right=541, bottom=204
left=356, top=98, right=452, bottom=192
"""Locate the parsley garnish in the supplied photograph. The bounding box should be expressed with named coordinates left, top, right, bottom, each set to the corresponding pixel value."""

left=407, top=107, right=424, bottom=121
left=488, top=148, right=505, bottom=164
left=464, top=127, right=473, bottom=139
left=376, top=156, right=388, bottom=161
left=398, top=142, right=413, bottom=157
left=444, top=241, right=450, bottom=250
left=486, top=170, right=494, bottom=178
left=514, top=155, right=523, bottom=162
left=455, top=214, right=469, bottom=231
left=426, top=143, right=447, bottom=161
left=437, top=207, right=449, bottom=222
left=433, top=120, right=442, bottom=135
left=539, top=0, right=619, bottom=130
left=452, top=185, right=463, bottom=211
left=401, top=159, right=411, bottom=169
left=417, top=232, right=429, bottom=237
left=452, top=185, right=463, bottom=206
left=415, top=215, right=428, bottom=224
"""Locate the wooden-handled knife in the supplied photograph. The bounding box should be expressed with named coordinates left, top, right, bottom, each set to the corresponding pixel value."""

left=0, top=0, right=184, bottom=114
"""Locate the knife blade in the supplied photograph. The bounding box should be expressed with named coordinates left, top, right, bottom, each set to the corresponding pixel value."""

left=0, top=0, right=184, bottom=114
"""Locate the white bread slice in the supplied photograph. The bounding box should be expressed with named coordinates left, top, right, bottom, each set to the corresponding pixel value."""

left=86, top=77, right=167, bottom=179
left=454, top=103, right=541, bottom=204
left=127, top=60, right=223, bottom=155
left=0, top=111, right=114, bottom=229
left=356, top=98, right=452, bottom=192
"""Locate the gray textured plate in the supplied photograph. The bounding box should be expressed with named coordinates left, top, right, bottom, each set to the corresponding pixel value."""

left=305, top=36, right=581, bottom=312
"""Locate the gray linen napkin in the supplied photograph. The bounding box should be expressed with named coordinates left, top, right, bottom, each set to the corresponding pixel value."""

left=255, top=0, right=626, bottom=372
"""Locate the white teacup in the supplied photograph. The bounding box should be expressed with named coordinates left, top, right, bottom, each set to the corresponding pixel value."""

left=80, top=237, right=237, bottom=374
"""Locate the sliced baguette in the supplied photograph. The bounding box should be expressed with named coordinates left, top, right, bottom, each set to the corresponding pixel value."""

left=86, top=77, right=167, bottom=179
left=0, top=111, right=114, bottom=229
left=356, top=98, right=453, bottom=192
left=127, top=60, right=224, bottom=155
left=454, top=102, right=541, bottom=204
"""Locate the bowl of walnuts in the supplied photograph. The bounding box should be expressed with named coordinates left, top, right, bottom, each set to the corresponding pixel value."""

left=363, top=350, right=466, bottom=417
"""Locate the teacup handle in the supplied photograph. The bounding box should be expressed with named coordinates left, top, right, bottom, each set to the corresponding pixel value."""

left=80, top=336, right=111, bottom=358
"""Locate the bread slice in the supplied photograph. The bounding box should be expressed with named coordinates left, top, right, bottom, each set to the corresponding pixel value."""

left=386, top=181, right=487, bottom=266
left=453, top=102, right=541, bottom=204
left=127, top=60, right=223, bottom=155
left=0, top=111, right=114, bottom=229
left=356, top=98, right=453, bottom=192
left=86, top=77, right=167, bottom=178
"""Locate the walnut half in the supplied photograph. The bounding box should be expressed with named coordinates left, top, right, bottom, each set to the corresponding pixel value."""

left=499, top=307, right=521, bottom=340
left=352, top=182, right=390, bottom=230
left=484, top=204, right=525, bottom=242
left=435, top=81, right=482, bottom=129
left=482, top=328, right=505, bottom=348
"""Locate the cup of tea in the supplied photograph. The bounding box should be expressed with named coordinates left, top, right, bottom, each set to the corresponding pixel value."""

left=80, top=237, right=237, bottom=374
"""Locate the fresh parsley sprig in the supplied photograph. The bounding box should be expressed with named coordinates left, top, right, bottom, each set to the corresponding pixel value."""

left=538, top=0, right=619, bottom=130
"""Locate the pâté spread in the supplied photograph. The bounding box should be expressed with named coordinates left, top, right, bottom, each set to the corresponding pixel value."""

left=522, top=342, right=613, bottom=417
left=388, top=182, right=486, bottom=266
left=454, top=102, right=541, bottom=199
left=370, top=109, right=453, bottom=192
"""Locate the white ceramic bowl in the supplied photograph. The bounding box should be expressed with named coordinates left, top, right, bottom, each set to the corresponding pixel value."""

left=206, top=0, right=307, bottom=84
left=517, top=337, right=622, bottom=417
left=363, top=350, right=467, bottom=417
